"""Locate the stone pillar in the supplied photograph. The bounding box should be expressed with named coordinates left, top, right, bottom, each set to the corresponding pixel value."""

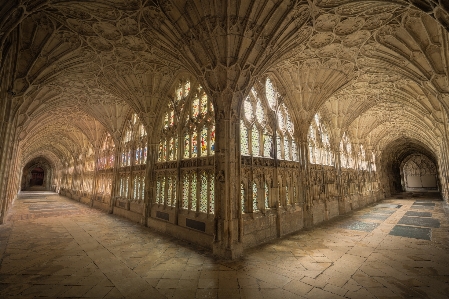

left=211, top=91, right=243, bottom=259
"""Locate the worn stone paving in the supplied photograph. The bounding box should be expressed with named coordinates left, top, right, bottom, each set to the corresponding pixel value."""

left=1, top=192, right=449, bottom=299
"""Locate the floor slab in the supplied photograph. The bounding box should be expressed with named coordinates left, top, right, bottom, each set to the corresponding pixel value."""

left=1, top=192, right=448, bottom=298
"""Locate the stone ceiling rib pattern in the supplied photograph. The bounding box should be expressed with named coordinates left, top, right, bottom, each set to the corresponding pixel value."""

left=0, top=0, right=448, bottom=171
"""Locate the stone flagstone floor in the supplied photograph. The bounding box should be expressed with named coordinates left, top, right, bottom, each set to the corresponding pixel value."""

left=1, top=191, right=449, bottom=298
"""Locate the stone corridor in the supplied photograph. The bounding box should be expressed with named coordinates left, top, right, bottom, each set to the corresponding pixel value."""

left=0, top=192, right=448, bottom=299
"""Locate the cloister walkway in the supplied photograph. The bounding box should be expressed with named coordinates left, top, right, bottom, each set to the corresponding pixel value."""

left=0, top=191, right=448, bottom=299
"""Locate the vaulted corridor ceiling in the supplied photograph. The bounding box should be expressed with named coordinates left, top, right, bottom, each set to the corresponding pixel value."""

left=1, top=1, right=449, bottom=259
left=1, top=0, right=447, bottom=168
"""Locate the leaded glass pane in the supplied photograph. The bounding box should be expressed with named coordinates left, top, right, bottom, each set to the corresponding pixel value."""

left=241, top=121, right=249, bottom=156
left=285, top=185, right=289, bottom=205
left=252, top=182, right=258, bottom=212
left=182, top=173, right=189, bottom=209
left=192, top=130, right=198, bottom=158
left=200, top=172, right=207, bottom=212
left=200, top=127, right=208, bottom=157
left=158, top=142, right=164, bottom=162
left=244, top=97, right=253, bottom=121
left=160, top=177, right=165, bottom=205
left=263, top=132, right=273, bottom=158
left=191, top=173, right=197, bottom=211
left=172, top=177, right=177, bottom=206
left=266, top=78, right=277, bottom=110
left=141, top=179, right=145, bottom=201
left=167, top=177, right=172, bottom=206
left=284, top=137, right=290, bottom=160
left=265, top=183, right=269, bottom=209
left=256, top=100, right=264, bottom=124
left=168, top=138, right=175, bottom=160
left=201, top=93, right=208, bottom=116
left=192, top=97, right=200, bottom=118
left=156, top=180, right=161, bottom=204
left=209, top=174, right=214, bottom=214
left=184, top=134, right=190, bottom=159
left=252, top=128, right=260, bottom=156
left=210, top=125, right=215, bottom=153
left=278, top=109, right=285, bottom=132
left=292, top=140, right=298, bottom=161
left=287, top=113, right=294, bottom=134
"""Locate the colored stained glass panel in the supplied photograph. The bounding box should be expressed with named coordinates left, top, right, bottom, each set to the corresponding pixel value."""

left=210, top=126, right=215, bottom=153
left=201, top=93, right=208, bottom=115
left=192, top=98, right=200, bottom=118
left=184, top=134, right=190, bottom=159
left=201, top=127, right=208, bottom=156
left=192, top=130, right=198, bottom=158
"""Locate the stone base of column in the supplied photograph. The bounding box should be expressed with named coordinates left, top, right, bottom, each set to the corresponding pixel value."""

left=212, top=242, right=244, bottom=260
left=303, top=205, right=313, bottom=228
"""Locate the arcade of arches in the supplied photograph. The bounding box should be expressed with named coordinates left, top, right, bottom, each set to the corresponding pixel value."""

left=0, top=0, right=449, bottom=259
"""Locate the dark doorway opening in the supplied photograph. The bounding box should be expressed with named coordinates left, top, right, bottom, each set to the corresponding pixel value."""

left=30, top=167, right=44, bottom=186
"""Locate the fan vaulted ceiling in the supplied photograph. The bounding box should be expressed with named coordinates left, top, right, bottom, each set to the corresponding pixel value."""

left=1, top=0, right=448, bottom=167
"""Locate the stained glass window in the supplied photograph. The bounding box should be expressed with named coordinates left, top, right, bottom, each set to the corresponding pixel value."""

left=309, top=113, right=334, bottom=166
left=201, top=127, right=208, bottom=157
left=157, top=80, right=215, bottom=216
left=241, top=121, right=249, bottom=155
left=192, top=130, right=198, bottom=158
left=252, top=128, right=260, bottom=157
left=200, top=172, right=207, bottom=212
left=285, top=185, right=289, bottom=205
left=184, top=134, right=190, bottom=159
left=98, top=133, right=115, bottom=170
left=252, top=182, right=258, bottom=212
left=340, top=132, right=354, bottom=169
left=210, top=126, right=215, bottom=153
left=284, top=138, right=290, bottom=160
left=263, top=131, right=273, bottom=158
left=182, top=173, right=189, bottom=209
left=209, top=174, right=214, bottom=214
left=191, top=172, right=197, bottom=211
left=167, top=177, right=172, bottom=206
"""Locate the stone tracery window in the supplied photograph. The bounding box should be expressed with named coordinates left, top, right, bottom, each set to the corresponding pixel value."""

left=358, top=144, right=368, bottom=171
left=155, top=80, right=215, bottom=215
left=340, top=132, right=355, bottom=169
left=308, top=113, right=334, bottom=166
left=118, top=113, right=147, bottom=201
left=98, top=133, right=115, bottom=170
left=240, top=78, right=297, bottom=160
left=240, top=77, right=298, bottom=214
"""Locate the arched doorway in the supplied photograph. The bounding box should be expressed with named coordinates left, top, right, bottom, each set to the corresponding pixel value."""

left=30, top=167, right=45, bottom=186
left=401, top=154, right=438, bottom=192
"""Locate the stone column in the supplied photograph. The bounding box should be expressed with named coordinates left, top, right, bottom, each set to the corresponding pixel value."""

left=211, top=91, right=243, bottom=259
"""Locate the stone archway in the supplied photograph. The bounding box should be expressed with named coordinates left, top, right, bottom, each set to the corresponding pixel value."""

left=21, top=158, right=56, bottom=191
left=401, top=154, right=438, bottom=192
left=30, top=167, right=44, bottom=186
